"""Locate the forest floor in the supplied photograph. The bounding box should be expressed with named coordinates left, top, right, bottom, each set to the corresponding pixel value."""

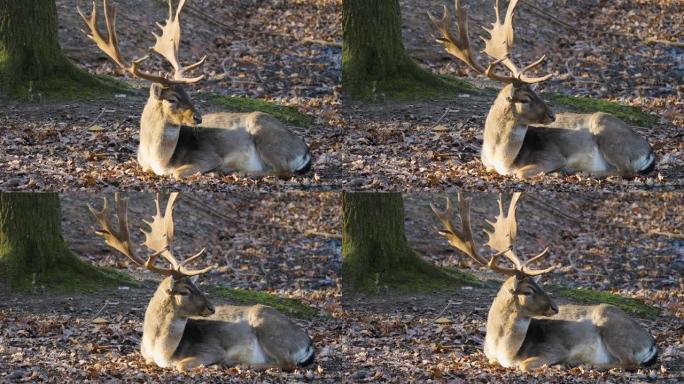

left=0, top=0, right=343, bottom=192
left=342, top=0, right=684, bottom=192
left=342, top=192, right=684, bottom=383
left=0, top=192, right=348, bottom=382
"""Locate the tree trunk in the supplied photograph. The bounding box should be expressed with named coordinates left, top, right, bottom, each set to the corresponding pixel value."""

left=342, top=192, right=452, bottom=293
left=0, top=0, right=116, bottom=99
left=342, top=0, right=456, bottom=99
left=0, top=193, right=117, bottom=289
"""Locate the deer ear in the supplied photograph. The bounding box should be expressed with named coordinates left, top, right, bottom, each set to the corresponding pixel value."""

left=150, top=83, right=164, bottom=99
left=190, top=275, right=199, bottom=284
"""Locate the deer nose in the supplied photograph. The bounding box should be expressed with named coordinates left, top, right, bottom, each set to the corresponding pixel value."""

left=545, top=111, right=556, bottom=123
left=207, top=303, right=215, bottom=315
left=550, top=303, right=559, bottom=314
left=193, top=114, right=202, bottom=125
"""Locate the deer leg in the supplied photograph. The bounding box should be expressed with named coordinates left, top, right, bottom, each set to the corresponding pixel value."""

left=174, top=354, right=222, bottom=372
left=172, top=161, right=219, bottom=180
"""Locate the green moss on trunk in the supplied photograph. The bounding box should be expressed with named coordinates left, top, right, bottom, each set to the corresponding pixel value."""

left=0, top=193, right=129, bottom=291
left=342, top=0, right=474, bottom=100
left=209, top=286, right=316, bottom=319
left=0, top=0, right=126, bottom=100
left=342, top=192, right=474, bottom=294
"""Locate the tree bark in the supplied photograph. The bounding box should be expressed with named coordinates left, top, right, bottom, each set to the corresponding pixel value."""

left=0, top=193, right=114, bottom=289
left=342, top=192, right=450, bottom=292
left=0, top=0, right=114, bottom=98
left=342, top=0, right=449, bottom=99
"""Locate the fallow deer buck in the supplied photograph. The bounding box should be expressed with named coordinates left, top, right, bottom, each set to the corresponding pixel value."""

left=88, top=193, right=315, bottom=371
left=78, top=0, right=311, bottom=179
left=431, top=193, right=657, bottom=371
left=429, top=0, right=655, bottom=179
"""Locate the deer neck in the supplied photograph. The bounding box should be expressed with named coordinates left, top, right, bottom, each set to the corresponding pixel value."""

left=484, top=278, right=530, bottom=368
left=139, top=100, right=180, bottom=175
left=141, top=278, right=187, bottom=368
left=482, top=86, right=527, bottom=174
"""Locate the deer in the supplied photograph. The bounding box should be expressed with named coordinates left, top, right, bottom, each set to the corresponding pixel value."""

left=88, top=193, right=315, bottom=372
left=431, top=193, right=657, bottom=372
left=428, top=0, right=655, bottom=179
left=77, top=0, right=311, bottom=180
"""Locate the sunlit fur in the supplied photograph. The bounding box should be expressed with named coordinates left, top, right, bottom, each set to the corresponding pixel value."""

left=481, top=83, right=654, bottom=179
left=138, top=84, right=311, bottom=180
left=484, top=276, right=656, bottom=372
left=140, top=276, right=315, bottom=372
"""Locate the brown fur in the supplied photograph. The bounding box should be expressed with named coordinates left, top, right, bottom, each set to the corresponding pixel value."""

left=484, top=276, right=656, bottom=372
left=482, top=84, right=654, bottom=179
left=140, top=276, right=314, bottom=372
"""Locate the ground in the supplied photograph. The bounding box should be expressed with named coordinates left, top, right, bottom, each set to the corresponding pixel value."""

left=341, top=0, right=683, bottom=191
left=0, top=0, right=343, bottom=191
left=342, top=192, right=684, bottom=382
left=0, top=192, right=346, bottom=382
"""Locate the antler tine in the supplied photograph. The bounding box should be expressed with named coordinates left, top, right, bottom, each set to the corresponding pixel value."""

left=428, top=1, right=514, bottom=83
left=140, top=193, right=212, bottom=278
left=479, top=0, right=551, bottom=85
left=484, top=193, right=524, bottom=269
left=88, top=194, right=179, bottom=277
left=431, top=194, right=518, bottom=277
left=150, top=0, right=206, bottom=84
left=520, top=247, right=556, bottom=276
left=78, top=0, right=179, bottom=85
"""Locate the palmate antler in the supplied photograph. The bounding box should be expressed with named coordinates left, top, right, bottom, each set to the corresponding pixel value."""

left=88, top=193, right=212, bottom=279
left=428, top=0, right=551, bottom=85
left=431, top=192, right=555, bottom=279
left=77, top=0, right=206, bottom=86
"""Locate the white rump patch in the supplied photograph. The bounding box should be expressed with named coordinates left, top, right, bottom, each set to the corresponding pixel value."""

left=632, top=151, right=655, bottom=172
left=292, top=343, right=314, bottom=365
left=290, top=151, right=311, bottom=173
left=635, top=343, right=656, bottom=364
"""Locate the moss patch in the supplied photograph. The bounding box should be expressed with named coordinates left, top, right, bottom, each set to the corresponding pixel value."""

left=550, top=93, right=657, bottom=127
left=206, top=95, right=314, bottom=128
left=362, top=74, right=476, bottom=102
left=0, top=61, right=131, bottom=102
left=348, top=72, right=477, bottom=102
left=209, top=286, right=316, bottom=319
left=557, top=287, right=659, bottom=318
left=349, top=254, right=483, bottom=295
left=1, top=253, right=135, bottom=293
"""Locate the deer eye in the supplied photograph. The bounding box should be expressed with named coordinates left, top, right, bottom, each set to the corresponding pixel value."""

left=519, top=97, right=530, bottom=104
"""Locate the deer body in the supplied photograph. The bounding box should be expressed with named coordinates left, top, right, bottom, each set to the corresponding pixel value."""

left=80, top=0, right=311, bottom=180
left=430, top=0, right=654, bottom=179
left=432, top=193, right=657, bottom=372
left=138, top=88, right=311, bottom=179
left=484, top=277, right=656, bottom=371
left=140, top=277, right=314, bottom=371
left=89, top=193, right=315, bottom=372
left=481, top=84, right=654, bottom=179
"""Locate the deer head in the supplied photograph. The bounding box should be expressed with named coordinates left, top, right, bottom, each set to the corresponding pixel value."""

left=78, top=0, right=204, bottom=126
left=431, top=193, right=559, bottom=317
left=88, top=193, right=215, bottom=317
left=428, top=0, right=556, bottom=124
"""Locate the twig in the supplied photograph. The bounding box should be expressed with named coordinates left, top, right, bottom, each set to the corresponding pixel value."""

left=90, top=301, right=110, bottom=321
left=434, top=300, right=455, bottom=321
left=431, top=108, right=453, bottom=129
left=86, top=107, right=107, bottom=129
